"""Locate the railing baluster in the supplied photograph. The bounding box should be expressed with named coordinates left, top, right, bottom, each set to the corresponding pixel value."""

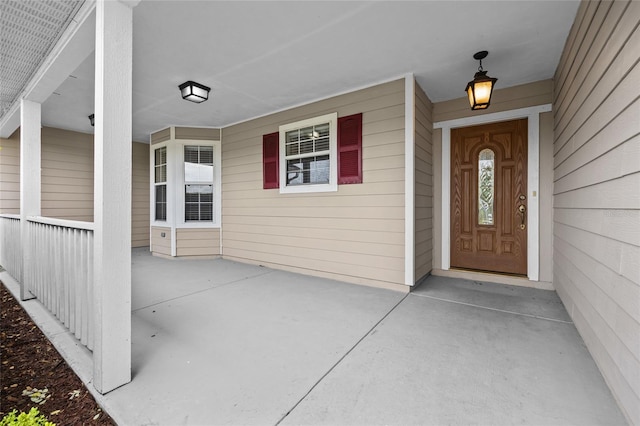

left=87, top=230, right=94, bottom=351
left=69, top=229, right=76, bottom=335
left=80, top=229, right=88, bottom=345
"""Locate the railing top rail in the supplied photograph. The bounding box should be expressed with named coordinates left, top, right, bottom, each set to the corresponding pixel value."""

left=0, top=214, right=21, bottom=220
left=26, top=216, right=95, bottom=231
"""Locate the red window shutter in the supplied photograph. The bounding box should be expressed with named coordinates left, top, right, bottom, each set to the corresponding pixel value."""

left=338, top=113, right=363, bottom=184
left=263, top=132, right=279, bottom=189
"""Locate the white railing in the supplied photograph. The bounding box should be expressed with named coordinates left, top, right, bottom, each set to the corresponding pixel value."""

left=0, top=214, right=22, bottom=283
left=26, top=216, right=95, bottom=351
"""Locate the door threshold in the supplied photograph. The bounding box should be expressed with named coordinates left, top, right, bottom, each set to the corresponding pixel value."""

left=432, top=268, right=554, bottom=290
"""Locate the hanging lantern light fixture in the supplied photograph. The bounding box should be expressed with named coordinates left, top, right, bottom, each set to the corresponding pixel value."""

left=465, top=51, right=498, bottom=110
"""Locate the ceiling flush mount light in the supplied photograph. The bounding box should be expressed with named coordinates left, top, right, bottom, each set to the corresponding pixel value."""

left=88, top=114, right=94, bottom=126
left=465, top=51, right=498, bottom=110
left=179, top=81, right=211, bottom=103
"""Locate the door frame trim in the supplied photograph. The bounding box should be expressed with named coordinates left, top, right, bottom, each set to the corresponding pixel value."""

left=434, top=104, right=552, bottom=281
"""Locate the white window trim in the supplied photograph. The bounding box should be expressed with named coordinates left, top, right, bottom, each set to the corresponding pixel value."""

left=279, top=112, right=338, bottom=194
left=434, top=104, right=551, bottom=282
left=176, top=140, right=221, bottom=228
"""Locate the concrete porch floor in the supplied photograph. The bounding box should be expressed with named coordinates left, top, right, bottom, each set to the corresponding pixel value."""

left=2, top=248, right=626, bottom=425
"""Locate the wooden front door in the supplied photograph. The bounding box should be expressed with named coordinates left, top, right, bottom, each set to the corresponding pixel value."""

left=451, top=119, right=528, bottom=275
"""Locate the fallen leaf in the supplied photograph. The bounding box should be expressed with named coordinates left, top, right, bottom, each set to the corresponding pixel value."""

left=50, top=410, right=62, bottom=415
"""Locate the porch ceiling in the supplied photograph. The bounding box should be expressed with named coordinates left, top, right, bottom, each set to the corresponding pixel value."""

left=1, top=1, right=580, bottom=142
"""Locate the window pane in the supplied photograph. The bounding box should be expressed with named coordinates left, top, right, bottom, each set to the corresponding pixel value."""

left=315, top=123, right=329, bottom=138
left=155, top=147, right=167, bottom=183
left=184, top=145, right=199, bottom=163
left=155, top=165, right=166, bottom=183
left=185, top=184, right=213, bottom=222
left=478, top=149, right=495, bottom=225
left=286, top=129, right=300, bottom=144
left=155, top=147, right=166, bottom=165
left=285, top=122, right=330, bottom=160
left=299, top=138, right=314, bottom=154
left=286, top=155, right=330, bottom=186
left=155, top=185, right=166, bottom=221
left=186, top=184, right=213, bottom=195
left=285, top=129, right=300, bottom=156
left=184, top=145, right=214, bottom=182
left=199, top=146, right=213, bottom=164
left=315, top=137, right=329, bottom=152
left=199, top=203, right=213, bottom=221
left=185, top=203, right=199, bottom=221
left=185, top=162, right=213, bottom=182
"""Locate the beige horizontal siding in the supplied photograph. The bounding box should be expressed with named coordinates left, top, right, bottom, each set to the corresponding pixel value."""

left=151, top=128, right=171, bottom=145
left=433, top=79, right=553, bottom=123
left=132, top=142, right=150, bottom=247
left=552, top=1, right=640, bottom=424
left=0, top=130, right=20, bottom=214
left=176, top=228, right=220, bottom=256
left=414, top=80, right=433, bottom=282
left=151, top=226, right=171, bottom=256
left=222, top=79, right=406, bottom=288
left=175, top=127, right=220, bottom=141
left=40, top=127, right=94, bottom=222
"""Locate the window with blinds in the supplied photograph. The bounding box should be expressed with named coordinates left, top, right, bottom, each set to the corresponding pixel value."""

left=154, top=146, right=167, bottom=221
left=184, top=145, right=214, bottom=221
left=277, top=113, right=338, bottom=193
left=284, top=123, right=330, bottom=186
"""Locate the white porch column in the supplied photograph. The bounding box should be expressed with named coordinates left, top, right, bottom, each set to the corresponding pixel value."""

left=93, top=0, right=137, bottom=394
left=19, top=99, right=41, bottom=301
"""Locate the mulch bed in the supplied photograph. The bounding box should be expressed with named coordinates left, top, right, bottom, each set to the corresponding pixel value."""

left=1, top=281, right=115, bottom=425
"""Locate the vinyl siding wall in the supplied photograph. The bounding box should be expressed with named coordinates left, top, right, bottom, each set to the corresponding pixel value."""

left=151, top=226, right=171, bottom=256
left=176, top=228, right=220, bottom=257
left=552, top=1, right=640, bottom=423
left=0, top=131, right=20, bottom=214
left=41, top=127, right=94, bottom=221
left=222, top=79, right=406, bottom=290
left=0, top=127, right=150, bottom=247
left=414, top=81, right=433, bottom=281
left=132, top=142, right=150, bottom=247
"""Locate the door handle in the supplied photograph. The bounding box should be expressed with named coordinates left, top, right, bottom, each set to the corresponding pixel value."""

left=518, top=204, right=526, bottom=230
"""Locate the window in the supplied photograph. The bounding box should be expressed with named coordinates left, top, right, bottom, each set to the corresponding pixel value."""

left=284, top=122, right=330, bottom=186
left=478, top=148, right=495, bottom=225
left=154, top=146, right=167, bottom=221
left=279, top=113, right=338, bottom=193
left=184, top=145, right=214, bottom=221
left=263, top=113, right=363, bottom=192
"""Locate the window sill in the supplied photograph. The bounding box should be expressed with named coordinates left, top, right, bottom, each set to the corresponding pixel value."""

left=279, top=182, right=338, bottom=194
left=177, top=222, right=220, bottom=229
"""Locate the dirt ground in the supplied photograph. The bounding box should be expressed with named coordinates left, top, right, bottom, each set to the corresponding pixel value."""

left=0, top=282, right=115, bottom=425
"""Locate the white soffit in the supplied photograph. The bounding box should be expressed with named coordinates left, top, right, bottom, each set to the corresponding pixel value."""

left=0, top=0, right=83, bottom=118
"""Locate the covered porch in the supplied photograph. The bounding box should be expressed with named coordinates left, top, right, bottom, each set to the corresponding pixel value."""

left=0, top=248, right=625, bottom=425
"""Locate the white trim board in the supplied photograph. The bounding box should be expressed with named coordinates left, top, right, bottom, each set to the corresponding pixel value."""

left=404, top=74, right=415, bottom=286
left=434, top=104, right=552, bottom=282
